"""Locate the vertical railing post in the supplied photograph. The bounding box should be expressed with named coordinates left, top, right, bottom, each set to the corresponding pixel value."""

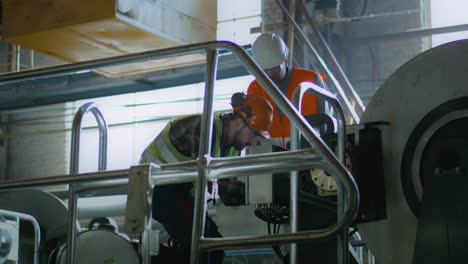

left=190, top=49, right=219, bottom=264
left=289, top=91, right=301, bottom=264
left=291, top=83, right=348, bottom=264
left=67, top=102, right=108, bottom=264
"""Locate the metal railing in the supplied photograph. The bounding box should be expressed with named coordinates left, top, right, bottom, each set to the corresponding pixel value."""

left=67, top=102, right=108, bottom=264
left=291, top=82, right=347, bottom=264
left=0, top=209, right=41, bottom=264
left=0, top=41, right=359, bottom=264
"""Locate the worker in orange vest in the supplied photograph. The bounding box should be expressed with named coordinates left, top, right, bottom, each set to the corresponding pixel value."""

left=247, top=32, right=327, bottom=147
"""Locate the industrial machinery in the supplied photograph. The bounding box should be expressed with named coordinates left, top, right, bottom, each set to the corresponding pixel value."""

left=0, top=41, right=359, bottom=264
left=0, top=38, right=467, bottom=263
left=357, top=39, right=468, bottom=263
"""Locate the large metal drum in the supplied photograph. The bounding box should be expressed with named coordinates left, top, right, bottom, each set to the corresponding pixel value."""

left=56, top=229, right=139, bottom=264
left=358, top=39, right=468, bottom=264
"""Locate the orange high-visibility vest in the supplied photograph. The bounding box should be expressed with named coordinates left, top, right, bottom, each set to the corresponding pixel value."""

left=247, top=67, right=326, bottom=143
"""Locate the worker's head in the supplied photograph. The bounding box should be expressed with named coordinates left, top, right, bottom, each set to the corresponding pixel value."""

left=229, top=92, right=273, bottom=150
left=252, top=32, right=289, bottom=83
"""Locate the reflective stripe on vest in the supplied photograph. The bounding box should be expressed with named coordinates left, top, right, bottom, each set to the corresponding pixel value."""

left=139, top=114, right=239, bottom=165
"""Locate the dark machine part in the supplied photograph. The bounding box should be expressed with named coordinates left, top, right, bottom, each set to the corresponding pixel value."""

left=347, top=123, right=387, bottom=224
left=314, top=0, right=338, bottom=10
left=0, top=216, right=12, bottom=264
left=251, top=113, right=339, bottom=263
left=400, top=97, right=468, bottom=263
left=88, top=217, right=119, bottom=232
left=270, top=113, right=338, bottom=209
left=18, top=220, right=35, bottom=264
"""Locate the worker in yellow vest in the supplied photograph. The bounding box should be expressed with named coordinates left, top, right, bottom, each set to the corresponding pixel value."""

left=141, top=92, right=273, bottom=263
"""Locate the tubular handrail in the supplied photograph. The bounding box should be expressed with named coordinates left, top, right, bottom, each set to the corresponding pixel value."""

left=232, top=39, right=359, bottom=213
left=67, top=102, right=108, bottom=264
left=272, top=0, right=365, bottom=123
left=0, top=209, right=41, bottom=264
left=0, top=41, right=358, bottom=264
left=291, top=82, right=346, bottom=162
left=292, top=82, right=349, bottom=263
left=70, top=102, right=108, bottom=173
left=0, top=149, right=321, bottom=191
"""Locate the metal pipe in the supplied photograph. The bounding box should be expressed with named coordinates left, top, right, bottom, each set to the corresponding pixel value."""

left=291, top=82, right=346, bottom=163
left=0, top=42, right=226, bottom=87
left=0, top=209, right=41, bottom=264
left=287, top=0, right=296, bottom=66
left=368, top=249, right=376, bottom=264
left=0, top=149, right=318, bottom=192
left=350, top=23, right=468, bottom=45
left=66, top=188, right=78, bottom=264
left=199, top=218, right=347, bottom=250
left=70, top=102, right=108, bottom=172
left=209, top=149, right=320, bottom=177
left=0, top=169, right=129, bottom=190
left=261, top=0, right=266, bottom=33
left=30, top=50, right=35, bottom=69
left=191, top=49, right=219, bottom=264
left=14, top=45, right=21, bottom=72
left=68, top=102, right=108, bottom=264
left=289, top=81, right=301, bottom=264
left=351, top=231, right=364, bottom=263
left=212, top=159, right=327, bottom=180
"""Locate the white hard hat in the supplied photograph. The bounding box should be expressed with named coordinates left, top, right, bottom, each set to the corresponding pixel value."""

left=252, top=33, right=289, bottom=69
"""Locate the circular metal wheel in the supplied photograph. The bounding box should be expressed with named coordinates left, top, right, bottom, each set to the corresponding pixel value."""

left=357, top=39, right=468, bottom=264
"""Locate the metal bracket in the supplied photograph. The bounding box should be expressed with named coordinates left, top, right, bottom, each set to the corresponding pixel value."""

left=149, top=229, right=160, bottom=256
left=125, top=164, right=156, bottom=234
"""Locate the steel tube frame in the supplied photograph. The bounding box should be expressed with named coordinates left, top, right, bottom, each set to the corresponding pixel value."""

left=291, top=82, right=349, bottom=263
left=0, top=209, right=41, bottom=264
left=0, top=41, right=358, bottom=262
left=0, top=150, right=321, bottom=192
left=291, top=82, right=347, bottom=264
left=67, top=102, right=108, bottom=264
left=350, top=23, right=468, bottom=45
left=190, top=49, right=219, bottom=264
left=290, top=87, right=301, bottom=264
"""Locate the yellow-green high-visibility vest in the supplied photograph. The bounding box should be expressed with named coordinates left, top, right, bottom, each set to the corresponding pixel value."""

left=140, top=114, right=239, bottom=165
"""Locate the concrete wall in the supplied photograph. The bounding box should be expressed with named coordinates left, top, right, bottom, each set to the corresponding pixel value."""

left=5, top=104, right=69, bottom=180
left=332, top=0, right=425, bottom=104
